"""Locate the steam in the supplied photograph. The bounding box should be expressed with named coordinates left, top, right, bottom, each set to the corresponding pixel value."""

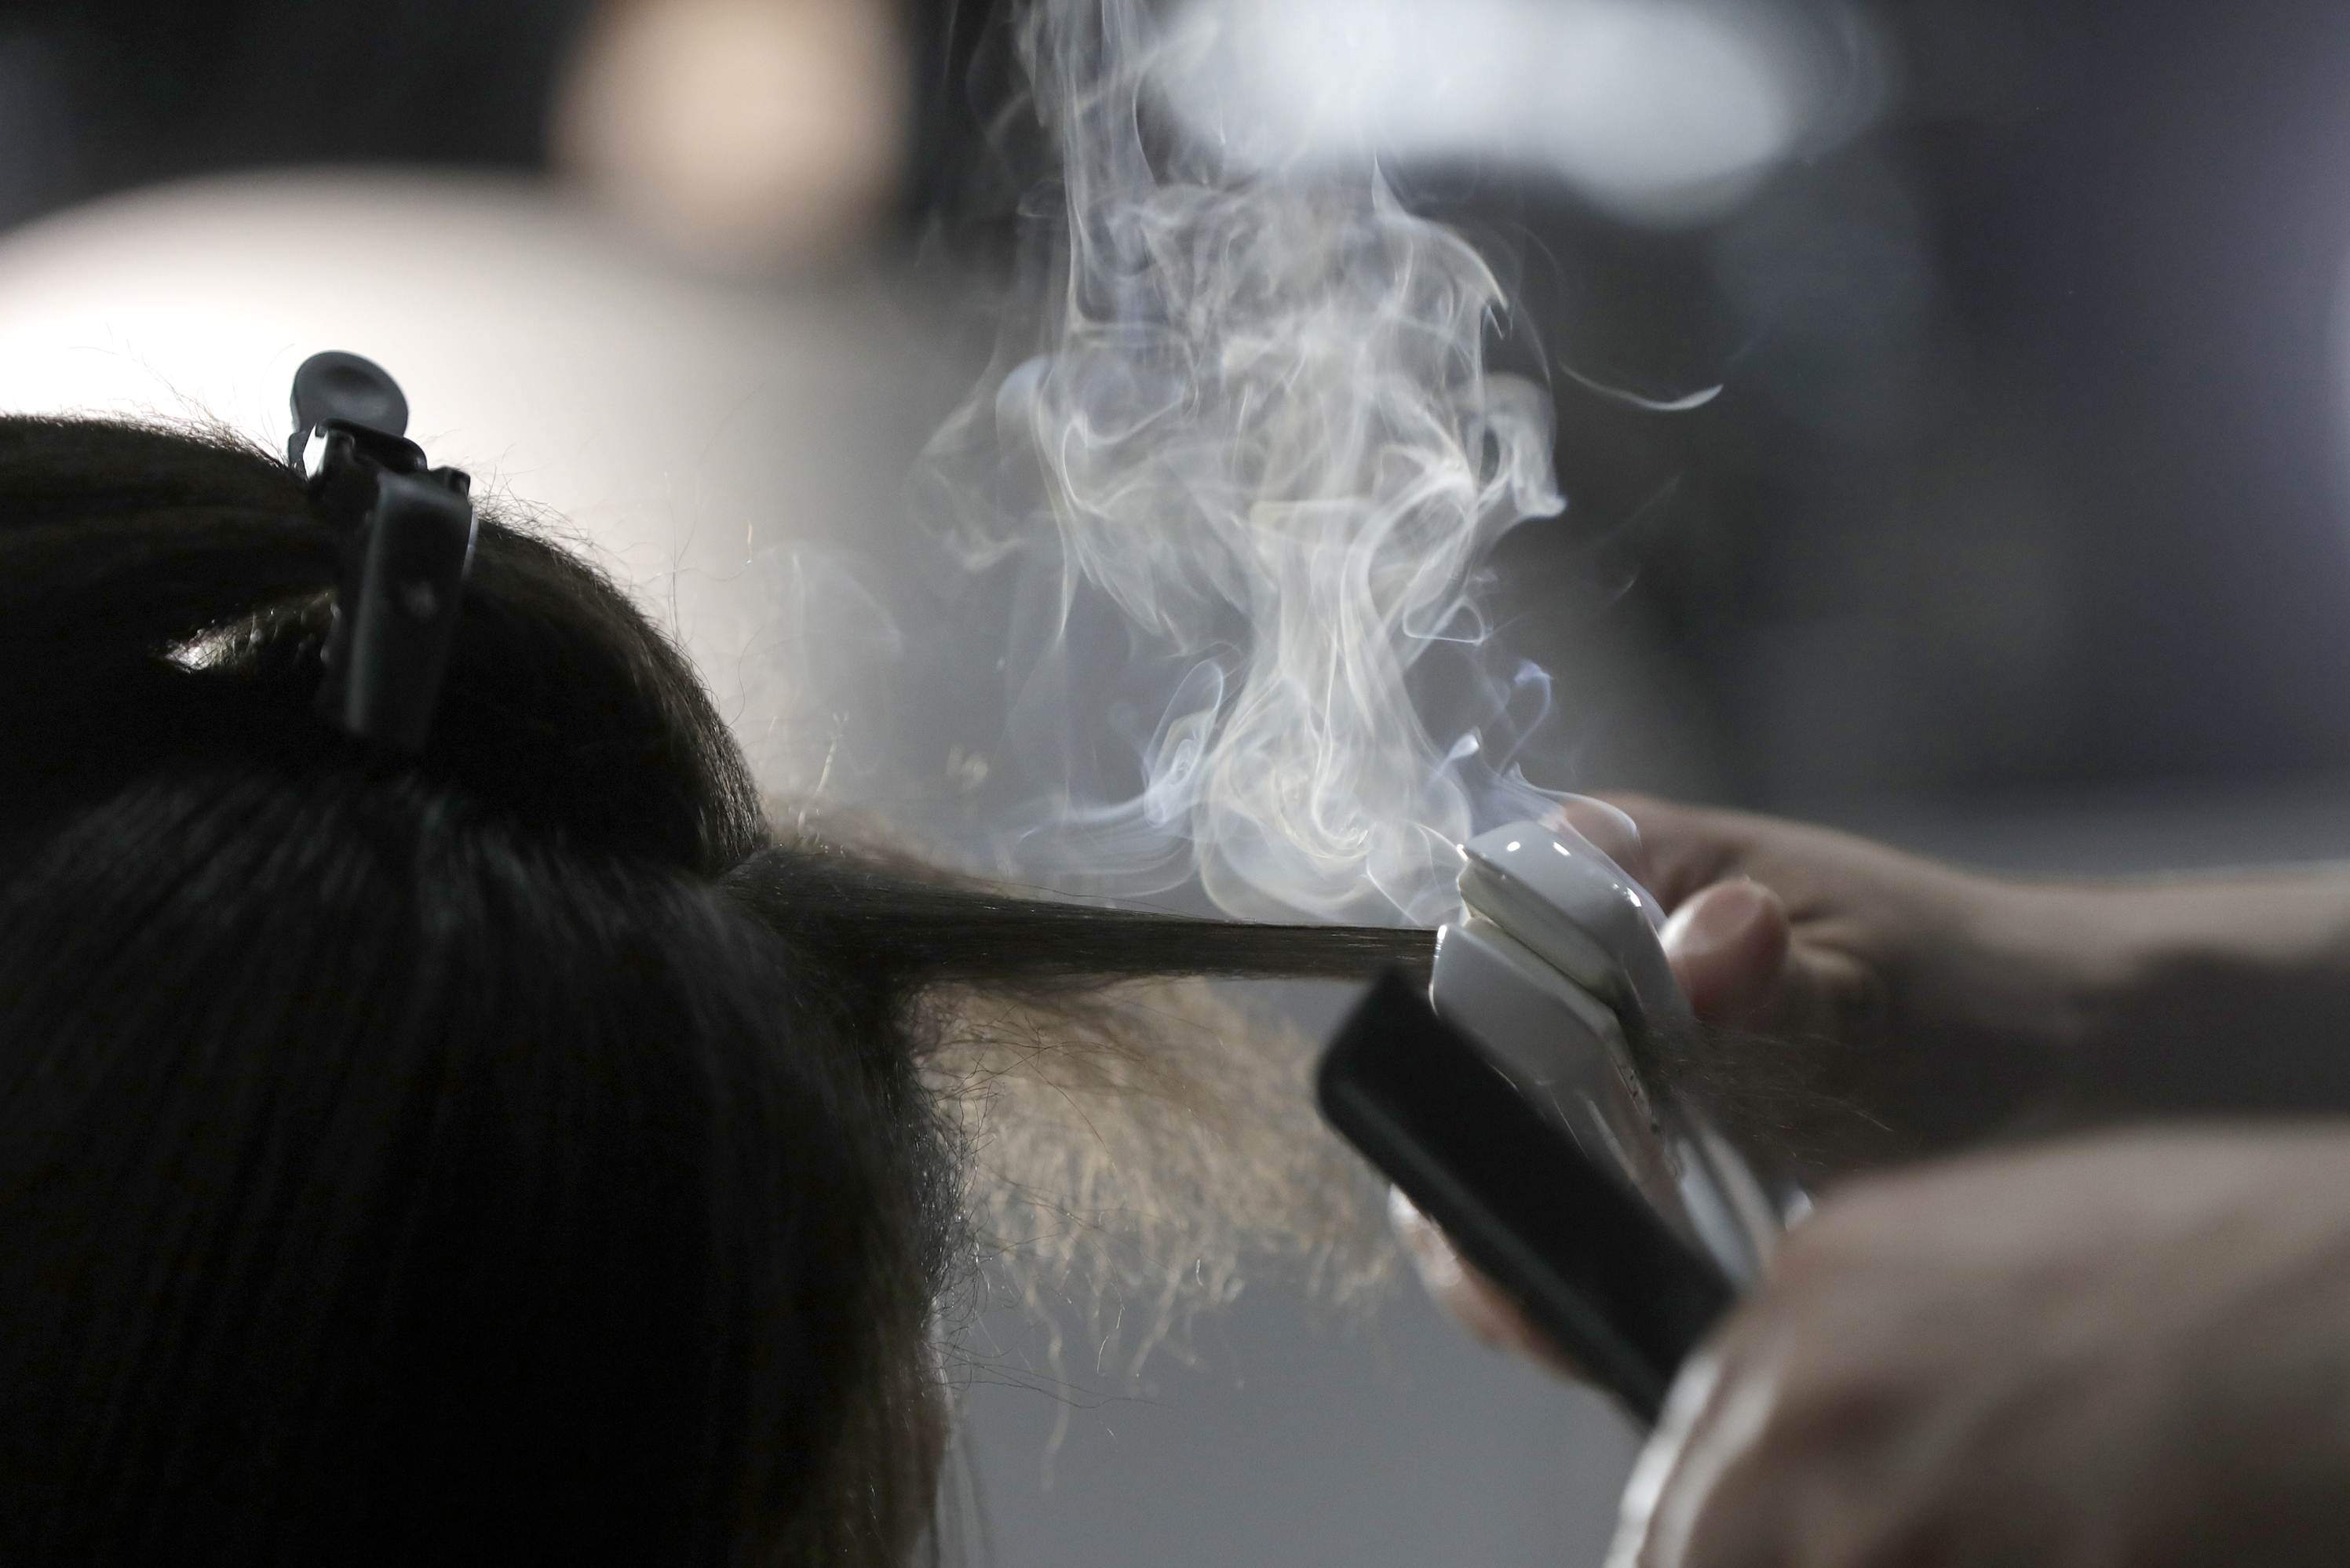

left=920, top=0, right=1568, bottom=927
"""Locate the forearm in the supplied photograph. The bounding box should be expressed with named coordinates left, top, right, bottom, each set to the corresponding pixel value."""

left=2030, top=866, right=2350, bottom=1116
left=1615, top=794, right=2350, bottom=1152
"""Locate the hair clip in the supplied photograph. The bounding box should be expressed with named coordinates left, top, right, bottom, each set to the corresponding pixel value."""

left=290, top=352, right=477, bottom=753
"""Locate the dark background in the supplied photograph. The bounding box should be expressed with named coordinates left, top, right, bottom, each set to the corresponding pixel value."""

left=10, top=0, right=2350, bottom=815
left=1498, top=0, right=2350, bottom=811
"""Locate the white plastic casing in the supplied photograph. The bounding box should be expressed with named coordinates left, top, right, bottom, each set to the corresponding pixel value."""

left=1430, top=819, right=1786, bottom=1286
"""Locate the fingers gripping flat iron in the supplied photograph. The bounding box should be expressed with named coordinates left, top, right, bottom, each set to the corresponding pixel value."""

left=1315, top=815, right=1795, bottom=1421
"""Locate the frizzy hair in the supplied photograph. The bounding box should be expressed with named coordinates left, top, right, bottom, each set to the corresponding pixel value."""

left=0, top=415, right=1430, bottom=1566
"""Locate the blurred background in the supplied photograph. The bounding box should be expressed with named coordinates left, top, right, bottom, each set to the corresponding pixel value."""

left=10, top=0, right=2350, bottom=1561
left=9, top=0, right=2350, bottom=811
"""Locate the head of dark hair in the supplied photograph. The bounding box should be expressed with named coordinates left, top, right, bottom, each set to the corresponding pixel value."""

left=0, top=415, right=1429, bottom=1565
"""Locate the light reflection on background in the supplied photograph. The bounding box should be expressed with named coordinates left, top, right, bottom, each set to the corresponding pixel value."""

left=1159, top=0, right=1880, bottom=225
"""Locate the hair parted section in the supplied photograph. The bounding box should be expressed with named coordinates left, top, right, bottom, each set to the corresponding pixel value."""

left=0, top=414, right=1432, bottom=1565
left=0, top=414, right=764, bottom=875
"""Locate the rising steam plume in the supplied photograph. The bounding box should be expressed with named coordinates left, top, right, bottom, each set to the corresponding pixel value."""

left=919, top=0, right=1569, bottom=926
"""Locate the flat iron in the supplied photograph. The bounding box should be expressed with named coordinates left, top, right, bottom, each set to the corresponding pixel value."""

left=1315, top=812, right=1799, bottom=1420
left=1433, top=816, right=1790, bottom=1287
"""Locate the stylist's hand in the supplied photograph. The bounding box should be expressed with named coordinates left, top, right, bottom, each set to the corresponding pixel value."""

left=1400, top=795, right=2106, bottom=1367
left=1566, top=796, right=2107, bottom=1174
left=1611, top=1126, right=2350, bottom=1568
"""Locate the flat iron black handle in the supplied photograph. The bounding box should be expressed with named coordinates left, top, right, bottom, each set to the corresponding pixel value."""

left=1316, top=970, right=1734, bottom=1424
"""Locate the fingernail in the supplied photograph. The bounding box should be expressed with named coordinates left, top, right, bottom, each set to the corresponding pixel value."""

left=1662, top=881, right=1770, bottom=957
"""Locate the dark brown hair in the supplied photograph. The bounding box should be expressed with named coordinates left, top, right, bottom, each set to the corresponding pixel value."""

left=0, top=416, right=1429, bottom=1566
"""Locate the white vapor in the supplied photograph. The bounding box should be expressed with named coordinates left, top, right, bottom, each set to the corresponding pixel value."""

left=919, top=0, right=1572, bottom=927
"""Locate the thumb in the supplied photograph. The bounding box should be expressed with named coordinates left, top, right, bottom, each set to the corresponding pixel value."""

left=1661, top=880, right=1790, bottom=1028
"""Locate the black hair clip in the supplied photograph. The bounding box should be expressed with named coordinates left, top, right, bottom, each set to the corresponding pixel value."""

left=289, top=351, right=477, bottom=753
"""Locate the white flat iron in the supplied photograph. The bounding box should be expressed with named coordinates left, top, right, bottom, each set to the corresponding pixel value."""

left=1428, top=816, right=1794, bottom=1288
